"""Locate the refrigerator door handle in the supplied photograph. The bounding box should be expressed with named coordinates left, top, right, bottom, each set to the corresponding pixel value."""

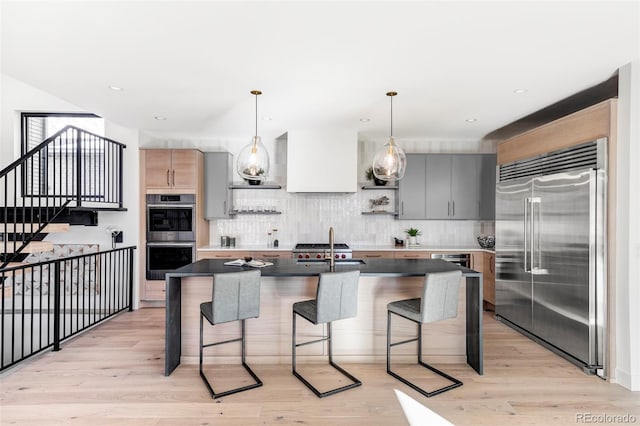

left=524, top=197, right=529, bottom=272
left=529, top=197, right=547, bottom=274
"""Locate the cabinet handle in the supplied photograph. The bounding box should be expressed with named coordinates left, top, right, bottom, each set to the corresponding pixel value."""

left=223, top=201, right=227, bottom=215
left=166, top=170, right=170, bottom=186
left=401, top=202, right=404, bottom=216
left=366, top=254, right=382, bottom=258
left=172, top=170, right=175, bottom=186
left=448, top=201, right=451, bottom=217
left=452, top=201, right=455, bottom=217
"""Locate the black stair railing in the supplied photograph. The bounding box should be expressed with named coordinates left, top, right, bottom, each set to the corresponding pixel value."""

left=1, top=126, right=126, bottom=267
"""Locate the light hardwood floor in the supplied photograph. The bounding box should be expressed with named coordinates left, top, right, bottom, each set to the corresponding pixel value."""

left=1, top=308, right=638, bottom=425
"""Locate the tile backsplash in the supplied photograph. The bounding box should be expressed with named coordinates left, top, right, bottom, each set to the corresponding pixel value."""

left=211, top=189, right=494, bottom=248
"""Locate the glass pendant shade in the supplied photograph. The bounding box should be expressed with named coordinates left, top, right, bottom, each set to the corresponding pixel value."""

left=237, top=90, right=270, bottom=183
left=237, top=135, right=270, bottom=181
left=372, top=136, right=407, bottom=181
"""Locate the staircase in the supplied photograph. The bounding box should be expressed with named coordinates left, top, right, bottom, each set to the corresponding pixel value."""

left=1, top=125, right=126, bottom=268
left=1, top=125, right=134, bottom=371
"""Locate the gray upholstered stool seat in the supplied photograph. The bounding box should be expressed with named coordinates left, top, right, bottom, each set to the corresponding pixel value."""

left=199, top=269, right=262, bottom=399
left=387, top=298, right=421, bottom=322
left=292, top=299, right=318, bottom=323
left=387, top=270, right=463, bottom=398
left=292, top=270, right=361, bottom=398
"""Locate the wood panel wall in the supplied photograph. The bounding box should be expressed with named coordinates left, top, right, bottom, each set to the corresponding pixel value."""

left=497, top=100, right=615, bottom=165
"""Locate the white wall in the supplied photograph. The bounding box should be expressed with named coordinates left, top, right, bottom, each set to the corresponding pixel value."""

left=614, top=61, right=640, bottom=391
left=0, top=73, right=142, bottom=307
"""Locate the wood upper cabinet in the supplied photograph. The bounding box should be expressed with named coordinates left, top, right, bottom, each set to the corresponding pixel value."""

left=144, top=149, right=199, bottom=190
left=399, top=153, right=496, bottom=220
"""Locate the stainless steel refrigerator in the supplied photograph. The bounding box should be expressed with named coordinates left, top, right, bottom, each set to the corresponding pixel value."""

left=495, top=139, right=606, bottom=376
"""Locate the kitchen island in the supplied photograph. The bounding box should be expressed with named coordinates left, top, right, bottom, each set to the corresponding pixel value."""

left=165, top=258, right=483, bottom=376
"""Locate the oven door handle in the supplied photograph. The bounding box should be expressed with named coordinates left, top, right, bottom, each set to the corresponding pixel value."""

left=146, top=242, right=195, bottom=247
left=147, top=204, right=195, bottom=208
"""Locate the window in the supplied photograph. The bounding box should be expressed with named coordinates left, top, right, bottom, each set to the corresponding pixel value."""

left=21, top=113, right=104, bottom=155
left=20, top=113, right=109, bottom=200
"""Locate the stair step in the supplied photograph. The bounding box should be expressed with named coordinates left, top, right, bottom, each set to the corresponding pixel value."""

left=1, top=241, right=53, bottom=254
left=0, top=223, right=70, bottom=233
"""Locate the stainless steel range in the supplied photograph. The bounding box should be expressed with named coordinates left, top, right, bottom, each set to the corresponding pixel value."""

left=293, top=243, right=352, bottom=260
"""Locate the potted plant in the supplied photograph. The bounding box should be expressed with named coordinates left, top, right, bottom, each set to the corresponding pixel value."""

left=243, top=168, right=265, bottom=185
left=405, top=227, right=421, bottom=245
left=365, top=166, right=387, bottom=186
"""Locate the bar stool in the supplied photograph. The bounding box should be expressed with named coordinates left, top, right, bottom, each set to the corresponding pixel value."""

left=387, top=270, right=463, bottom=398
left=199, top=269, right=262, bottom=399
left=292, top=270, right=361, bottom=398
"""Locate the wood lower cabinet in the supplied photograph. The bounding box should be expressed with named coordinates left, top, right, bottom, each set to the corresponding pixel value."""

left=250, top=251, right=291, bottom=259
left=471, top=251, right=495, bottom=310
left=483, top=252, right=496, bottom=308
left=197, top=251, right=291, bottom=261
left=352, top=251, right=395, bottom=259
left=394, top=251, right=431, bottom=259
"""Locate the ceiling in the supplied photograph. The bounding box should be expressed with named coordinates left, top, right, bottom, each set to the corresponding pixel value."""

left=1, top=1, right=638, bottom=142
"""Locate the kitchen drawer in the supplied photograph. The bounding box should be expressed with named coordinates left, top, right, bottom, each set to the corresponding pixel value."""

left=250, top=251, right=291, bottom=259
left=394, top=251, right=431, bottom=259
left=197, top=251, right=252, bottom=260
left=144, top=280, right=166, bottom=301
left=352, top=251, right=395, bottom=259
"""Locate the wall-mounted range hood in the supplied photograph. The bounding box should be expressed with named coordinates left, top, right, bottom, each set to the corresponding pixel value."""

left=286, top=128, right=358, bottom=193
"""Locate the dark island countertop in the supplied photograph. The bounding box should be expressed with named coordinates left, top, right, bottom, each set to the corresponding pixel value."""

left=165, top=258, right=483, bottom=377
left=169, top=258, right=480, bottom=278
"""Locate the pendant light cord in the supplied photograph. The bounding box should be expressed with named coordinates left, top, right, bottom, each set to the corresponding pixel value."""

left=255, top=92, right=258, bottom=138
left=390, top=95, right=393, bottom=137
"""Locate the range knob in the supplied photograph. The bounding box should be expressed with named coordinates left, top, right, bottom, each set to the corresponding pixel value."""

left=297, top=254, right=303, bottom=259
left=316, top=254, right=322, bottom=258
left=305, top=254, right=310, bottom=259
left=335, top=254, right=339, bottom=259
left=341, top=254, right=346, bottom=259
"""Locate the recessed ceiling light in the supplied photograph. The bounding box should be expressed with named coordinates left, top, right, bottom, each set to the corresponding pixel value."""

left=359, top=118, right=371, bottom=123
left=154, top=116, right=167, bottom=121
left=262, top=116, right=272, bottom=121
left=465, top=118, right=477, bottom=123
left=513, top=88, right=528, bottom=94
left=108, top=85, right=123, bottom=91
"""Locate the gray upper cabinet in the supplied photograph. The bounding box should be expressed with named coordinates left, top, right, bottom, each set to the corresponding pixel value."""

left=204, top=152, right=233, bottom=219
left=399, top=153, right=496, bottom=220
left=398, top=154, right=427, bottom=219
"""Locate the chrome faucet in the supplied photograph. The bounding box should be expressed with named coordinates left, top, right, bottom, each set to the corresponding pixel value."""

left=329, top=226, right=335, bottom=271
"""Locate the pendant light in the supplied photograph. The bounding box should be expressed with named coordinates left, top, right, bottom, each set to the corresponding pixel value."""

left=237, top=90, right=270, bottom=183
left=372, top=91, right=406, bottom=181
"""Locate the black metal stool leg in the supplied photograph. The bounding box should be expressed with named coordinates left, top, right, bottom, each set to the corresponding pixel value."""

left=200, top=318, right=263, bottom=399
left=292, top=313, right=362, bottom=398
left=387, top=310, right=463, bottom=398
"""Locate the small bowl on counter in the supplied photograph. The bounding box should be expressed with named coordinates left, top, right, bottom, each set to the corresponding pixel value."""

left=477, top=235, right=495, bottom=249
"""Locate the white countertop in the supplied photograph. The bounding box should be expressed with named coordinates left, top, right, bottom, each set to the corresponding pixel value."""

left=198, top=244, right=494, bottom=253
left=351, top=244, right=494, bottom=253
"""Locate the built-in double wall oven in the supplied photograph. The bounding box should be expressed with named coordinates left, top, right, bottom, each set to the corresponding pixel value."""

left=146, top=194, right=196, bottom=280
